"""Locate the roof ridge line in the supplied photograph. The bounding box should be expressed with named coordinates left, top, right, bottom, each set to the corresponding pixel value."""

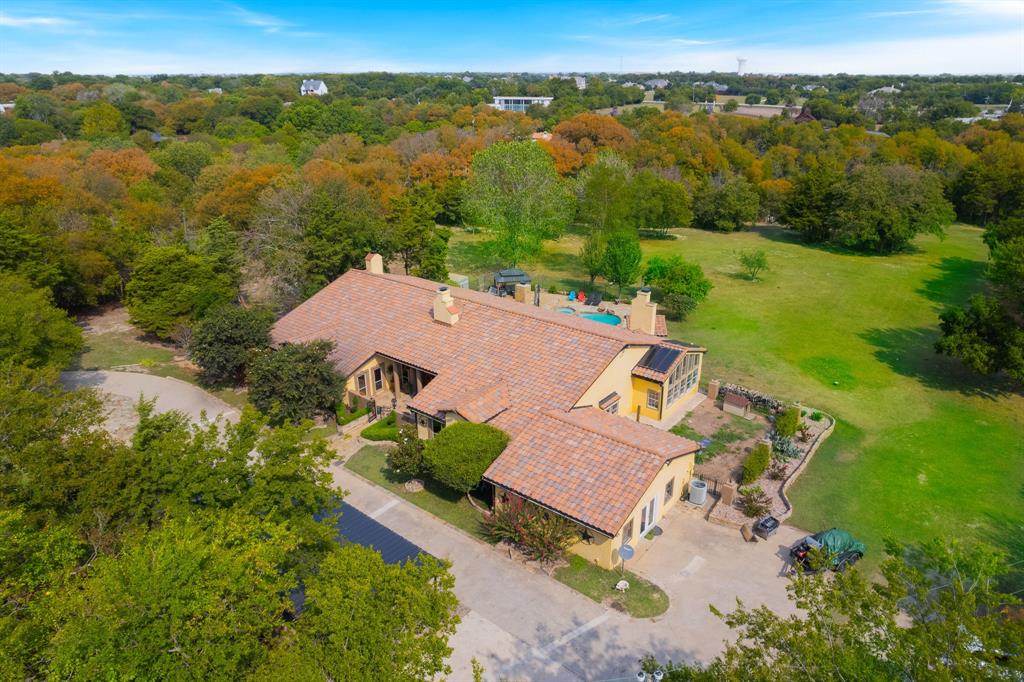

left=358, top=269, right=659, bottom=345
left=543, top=408, right=669, bottom=459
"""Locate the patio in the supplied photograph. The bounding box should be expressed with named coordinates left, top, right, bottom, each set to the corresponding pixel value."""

left=627, top=503, right=805, bottom=651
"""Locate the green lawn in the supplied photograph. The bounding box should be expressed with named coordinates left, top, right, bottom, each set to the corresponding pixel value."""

left=554, top=555, right=669, bottom=618
left=73, top=329, right=252, bottom=411
left=344, top=445, right=489, bottom=539
left=450, top=225, right=1024, bottom=582
left=73, top=330, right=175, bottom=369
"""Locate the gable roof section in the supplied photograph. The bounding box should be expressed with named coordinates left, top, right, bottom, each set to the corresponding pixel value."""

left=484, top=407, right=698, bottom=535
left=272, top=268, right=661, bottom=419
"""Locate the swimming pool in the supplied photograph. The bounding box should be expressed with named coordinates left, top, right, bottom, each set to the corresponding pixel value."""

left=580, top=312, right=621, bottom=326
left=558, top=307, right=575, bottom=314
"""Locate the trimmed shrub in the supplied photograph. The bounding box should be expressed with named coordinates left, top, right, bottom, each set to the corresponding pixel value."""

left=775, top=406, right=801, bottom=438
left=742, top=442, right=771, bottom=484
left=482, top=496, right=577, bottom=562
left=738, top=485, right=771, bottom=518
left=387, top=424, right=425, bottom=476
left=810, top=411, right=823, bottom=422
left=423, top=422, right=509, bottom=494
left=771, top=433, right=801, bottom=459
left=336, top=404, right=369, bottom=426
left=361, top=412, right=399, bottom=441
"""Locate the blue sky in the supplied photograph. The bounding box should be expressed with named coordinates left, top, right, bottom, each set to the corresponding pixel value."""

left=1, top=0, right=1021, bottom=75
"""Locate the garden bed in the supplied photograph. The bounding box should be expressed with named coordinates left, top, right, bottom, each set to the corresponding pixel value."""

left=553, top=555, right=669, bottom=619
left=709, top=408, right=835, bottom=528
left=344, top=445, right=489, bottom=539
left=671, top=401, right=769, bottom=481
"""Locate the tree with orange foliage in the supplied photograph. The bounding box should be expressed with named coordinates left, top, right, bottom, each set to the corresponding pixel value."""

left=195, top=164, right=291, bottom=229
left=86, top=148, right=159, bottom=185
left=537, top=137, right=583, bottom=176
left=553, top=113, right=634, bottom=157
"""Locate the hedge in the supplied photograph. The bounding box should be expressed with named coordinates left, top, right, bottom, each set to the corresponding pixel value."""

left=775, top=406, right=801, bottom=438
left=336, top=405, right=370, bottom=426
left=423, top=422, right=509, bottom=494
left=742, top=442, right=771, bottom=484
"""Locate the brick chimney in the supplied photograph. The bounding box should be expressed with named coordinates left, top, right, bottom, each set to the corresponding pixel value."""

left=433, top=286, right=460, bottom=326
left=365, top=253, right=384, bottom=275
left=628, top=287, right=657, bottom=335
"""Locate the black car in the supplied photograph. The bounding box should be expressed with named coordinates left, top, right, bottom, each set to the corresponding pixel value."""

left=790, top=529, right=865, bottom=573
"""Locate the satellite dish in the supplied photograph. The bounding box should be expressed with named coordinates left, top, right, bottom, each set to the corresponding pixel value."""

left=618, top=544, right=635, bottom=561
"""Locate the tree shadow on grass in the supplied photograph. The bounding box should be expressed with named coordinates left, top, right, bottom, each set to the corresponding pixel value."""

left=751, top=225, right=925, bottom=256
left=859, top=326, right=1021, bottom=399
left=984, top=485, right=1024, bottom=594
left=916, top=256, right=988, bottom=309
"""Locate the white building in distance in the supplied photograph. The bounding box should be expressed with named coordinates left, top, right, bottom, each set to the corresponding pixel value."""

left=491, top=96, right=553, bottom=112
left=300, top=79, right=329, bottom=96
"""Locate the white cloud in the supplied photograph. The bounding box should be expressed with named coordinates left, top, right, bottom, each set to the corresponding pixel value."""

left=939, top=0, right=1024, bottom=18
left=221, top=3, right=293, bottom=32
left=618, top=14, right=674, bottom=26
left=0, top=13, right=70, bottom=28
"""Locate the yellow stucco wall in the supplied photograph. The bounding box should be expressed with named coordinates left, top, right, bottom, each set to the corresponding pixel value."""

left=574, top=345, right=650, bottom=415
left=345, top=356, right=394, bottom=406
left=601, top=453, right=695, bottom=568
left=631, top=376, right=664, bottom=420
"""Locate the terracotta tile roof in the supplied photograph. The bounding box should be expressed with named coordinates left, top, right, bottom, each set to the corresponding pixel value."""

left=273, top=266, right=699, bottom=534
left=484, top=408, right=697, bottom=535
left=654, top=315, right=668, bottom=337
left=724, top=392, right=751, bottom=407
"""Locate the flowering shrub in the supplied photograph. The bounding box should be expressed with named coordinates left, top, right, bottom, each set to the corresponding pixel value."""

left=482, top=496, right=578, bottom=562
left=738, top=485, right=771, bottom=518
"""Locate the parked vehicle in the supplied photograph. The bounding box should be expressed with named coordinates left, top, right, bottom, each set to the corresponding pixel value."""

left=790, top=528, right=865, bottom=572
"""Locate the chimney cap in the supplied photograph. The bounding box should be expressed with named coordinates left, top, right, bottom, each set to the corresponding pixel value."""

left=438, top=285, right=449, bottom=292
left=639, top=286, right=652, bottom=293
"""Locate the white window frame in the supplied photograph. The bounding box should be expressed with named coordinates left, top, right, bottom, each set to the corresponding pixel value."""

left=373, top=367, right=383, bottom=391
left=356, top=373, right=367, bottom=394
left=647, top=388, right=660, bottom=409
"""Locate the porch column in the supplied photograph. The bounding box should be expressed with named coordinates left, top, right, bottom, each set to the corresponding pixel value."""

left=391, top=362, right=401, bottom=398
left=415, top=370, right=422, bottom=392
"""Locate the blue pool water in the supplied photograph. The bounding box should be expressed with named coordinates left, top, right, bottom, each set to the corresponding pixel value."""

left=581, top=312, right=621, bottom=326
left=558, top=307, right=575, bottom=314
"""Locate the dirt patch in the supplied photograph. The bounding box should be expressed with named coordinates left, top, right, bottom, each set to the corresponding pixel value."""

left=836, top=450, right=858, bottom=462
left=672, top=399, right=771, bottom=485
left=77, top=304, right=136, bottom=335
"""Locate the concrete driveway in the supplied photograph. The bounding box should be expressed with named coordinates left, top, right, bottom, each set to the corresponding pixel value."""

left=61, top=370, right=239, bottom=438
left=331, top=460, right=807, bottom=681
left=627, top=505, right=805, bottom=655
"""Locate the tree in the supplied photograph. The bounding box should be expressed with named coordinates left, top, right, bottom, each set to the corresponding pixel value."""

left=737, top=249, right=769, bottom=281
left=936, top=294, right=1024, bottom=382
left=289, top=544, right=459, bottom=681
left=47, top=513, right=300, bottom=681
left=579, top=230, right=607, bottom=285
left=387, top=424, right=426, bottom=476
left=463, top=141, right=572, bottom=267
left=80, top=102, right=128, bottom=139
left=834, top=164, right=954, bottom=253
left=0, top=273, right=82, bottom=369
left=642, top=255, right=712, bottom=320
left=124, top=245, right=237, bottom=339
left=153, top=141, right=214, bottom=181
left=576, top=152, right=633, bottom=233
left=741, top=443, right=771, bottom=484
left=246, top=340, right=345, bottom=424
left=745, top=94, right=763, bottom=105
left=602, top=229, right=643, bottom=297
left=775, top=406, right=801, bottom=437
left=631, top=171, right=692, bottom=235
left=723, top=99, right=739, bottom=112
left=693, top=177, right=760, bottom=232
left=422, top=422, right=509, bottom=496
left=188, top=304, right=272, bottom=386
left=647, top=539, right=1024, bottom=681
left=387, top=188, right=450, bottom=281
left=779, top=165, right=844, bottom=242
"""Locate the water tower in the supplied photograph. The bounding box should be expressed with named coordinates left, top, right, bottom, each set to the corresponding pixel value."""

left=737, top=57, right=747, bottom=76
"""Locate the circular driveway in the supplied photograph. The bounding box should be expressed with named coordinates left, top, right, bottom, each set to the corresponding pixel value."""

left=61, top=371, right=240, bottom=436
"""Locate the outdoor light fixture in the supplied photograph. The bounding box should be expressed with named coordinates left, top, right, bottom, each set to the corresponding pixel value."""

left=636, top=672, right=646, bottom=682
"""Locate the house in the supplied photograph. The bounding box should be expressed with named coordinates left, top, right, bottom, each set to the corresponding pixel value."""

left=867, top=85, right=901, bottom=95
left=694, top=81, right=729, bottom=93
left=272, top=254, right=707, bottom=568
left=491, top=96, right=553, bottom=112
left=0, top=101, right=14, bottom=114
left=644, top=78, right=670, bottom=89
left=793, top=105, right=817, bottom=124
left=207, top=87, right=223, bottom=94
left=573, top=76, right=587, bottom=90
left=300, top=79, right=329, bottom=96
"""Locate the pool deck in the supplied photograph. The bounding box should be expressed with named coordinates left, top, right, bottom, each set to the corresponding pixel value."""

left=540, top=292, right=632, bottom=326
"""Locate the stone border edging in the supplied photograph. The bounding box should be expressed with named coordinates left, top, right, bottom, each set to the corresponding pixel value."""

left=776, top=409, right=835, bottom=522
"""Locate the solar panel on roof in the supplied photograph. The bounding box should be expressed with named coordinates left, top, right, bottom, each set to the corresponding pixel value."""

left=637, top=346, right=680, bottom=373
